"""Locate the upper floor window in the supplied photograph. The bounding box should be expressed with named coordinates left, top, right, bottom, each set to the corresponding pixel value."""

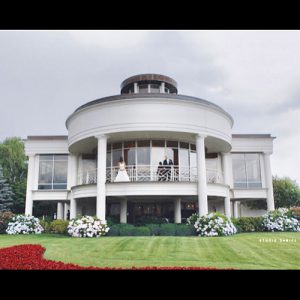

left=138, top=84, right=148, bottom=93
left=232, top=153, right=262, bottom=188
left=38, top=154, right=68, bottom=190
left=150, top=84, right=160, bottom=93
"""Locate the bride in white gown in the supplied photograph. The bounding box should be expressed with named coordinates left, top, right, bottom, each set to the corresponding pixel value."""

left=114, top=157, right=130, bottom=182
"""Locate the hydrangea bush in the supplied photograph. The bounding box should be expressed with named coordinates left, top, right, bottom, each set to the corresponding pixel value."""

left=186, top=213, right=199, bottom=226
left=262, top=208, right=300, bottom=232
left=193, top=212, right=237, bottom=237
left=68, top=216, right=110, bottom=238
left=6, top=215, right=44, bottom=235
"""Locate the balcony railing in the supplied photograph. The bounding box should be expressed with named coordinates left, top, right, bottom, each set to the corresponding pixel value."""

left=77, top=165, right=224, bottom=185
left=77, top=169, right=97, bottom=185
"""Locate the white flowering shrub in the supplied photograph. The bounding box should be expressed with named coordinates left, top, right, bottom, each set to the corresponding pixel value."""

left=186, top=213, right=199, bottom=226
left=68, top=215, right=110, bottom=238
left=193, top=212, right=237, bottom=237
left=262, top=208, right=300, bottom=232
left=6, top=215, right=44, bottom=234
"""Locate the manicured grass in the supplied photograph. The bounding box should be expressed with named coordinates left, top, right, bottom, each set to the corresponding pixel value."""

left=0, top=232, right=299, bottom=269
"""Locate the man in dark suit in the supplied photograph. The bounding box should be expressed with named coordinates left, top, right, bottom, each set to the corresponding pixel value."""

left=163, top=156, right=173, bottom=181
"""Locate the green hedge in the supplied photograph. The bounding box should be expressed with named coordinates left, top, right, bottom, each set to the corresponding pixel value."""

left=119, top=224, right=135, bottom=236
left=145, top=224, right=161, bottom=236
left=159, top=224, right=177, bottom=236
left=134, top=216, right=169, bottom=225
left=107, top=223, right=196, bottom=236
left=175, top=224, right=196, bottom=236
left=231, top=217, right=263, bottom=233
left=132, top=226, right=151, bottom=236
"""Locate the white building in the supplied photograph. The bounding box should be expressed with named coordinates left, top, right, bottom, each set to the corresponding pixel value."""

left=24, top=74, right=275, bottom=223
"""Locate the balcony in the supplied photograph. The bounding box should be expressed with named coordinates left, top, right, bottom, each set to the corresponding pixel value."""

left=77, top=165, right=224, bottom=185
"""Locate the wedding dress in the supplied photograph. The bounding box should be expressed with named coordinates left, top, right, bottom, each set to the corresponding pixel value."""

left=114, top=162, right=130, bottom=182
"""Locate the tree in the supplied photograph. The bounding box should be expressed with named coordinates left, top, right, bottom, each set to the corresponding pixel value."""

left=273, top=176, right=300, bottom=208
left=0, top=167, right=14, bottom=211
left=247, top=176, right=300, bottom=210
left=0, top=137, right=27, bottom=213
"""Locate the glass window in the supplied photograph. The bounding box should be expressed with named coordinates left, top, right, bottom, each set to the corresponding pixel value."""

left=112, top=143, right=122, bottom=150
left=245, top=154, right=261, bottom=188
left=124, top=141, right=135, bottom=148
left=180, top=142, right=189, bottom=149
left=232, top=155, right=247, bottom=188
left=167, top=141, right=178, bottom=148
left=54, top=155, right=68, bottom=161
left=151, top=147, right=165, bottom=166
left=112, top=149, right=123, bottom=166
left=139, top=84, right=148, bottom=93
left=152, top=140, right=165, bottom=147
left=138, top=140, right=150, bottom=147
left=190, top=151, right=197, bottom=180
left=150, top=84, right=160, bottom=93
left=38, top=154, right=68, bottom=190
left=165, top=87, right=170, bottom=93
left=39, top=155, right=53, bottom=161
left=137, top=148, right=150, bottom=165
left=38, top=160, right=53, bottom=189
left=53, top=160, right=68, bottom=183
left=206, top=158, right=217, bottom=170
left=124, top=148, right=136, bottom=166
left=82, top=159, right=96, bottom=172
left=106, top=151, right=111, bottom=168
left=190, top=144, right=196, bottom=151
left=232, top=153, right=262, bottom=188
left=179, top=149, right=189, bottom=166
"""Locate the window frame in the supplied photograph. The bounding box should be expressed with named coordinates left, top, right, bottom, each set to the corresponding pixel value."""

left=38, top=154, right=68, bottom=190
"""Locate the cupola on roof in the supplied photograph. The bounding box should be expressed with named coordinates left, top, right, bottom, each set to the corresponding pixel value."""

left=120, top=73, right=178, bottom=95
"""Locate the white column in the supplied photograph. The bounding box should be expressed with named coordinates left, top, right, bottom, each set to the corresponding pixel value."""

left=196, top=134, right=208, bottom=216
left=67, top=153, right=78, bottom=189
left=70, top=197, right=77, bottom=219
left=134, top=82, right=138, bottom=93
left=174, top=197, right=181, bottom=223
left=96, top=135, right=107, bottom=220
left=160, top=82, right=165, bottom=93
left=64, top=203, right=69, bottom=220
left=233, top=201, right=239, bottom=218
left=57, top=202, right=64, bottom=220
left=221, top=152, right=231, bottom=217
left=25, top=154, right=36, bottom=216
left=264, top=153, right=275, bottom=211
left=224, top=197, right=231, bottom=217
left=120, top=198, right=127, bottom=224
left=33, top=155, right=39, bottom=190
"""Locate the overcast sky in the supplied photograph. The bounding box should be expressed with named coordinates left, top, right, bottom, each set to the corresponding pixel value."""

left=0, top=30, right=300, bottom=184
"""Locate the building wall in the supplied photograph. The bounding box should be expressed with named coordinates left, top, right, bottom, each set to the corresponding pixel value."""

left=240, top=203, right=267, bottom=217
left=66, top=97, right=233, bottom=150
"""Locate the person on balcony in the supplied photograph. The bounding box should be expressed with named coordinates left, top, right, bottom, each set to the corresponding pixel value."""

left=114, top=157, right=130, bottom=182
left=163, top=156, right=174, bottom=181
left=157, top=161, right=165, bottom=181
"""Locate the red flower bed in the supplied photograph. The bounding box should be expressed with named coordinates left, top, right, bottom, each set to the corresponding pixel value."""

left=0, top=244, right=230, bottom=270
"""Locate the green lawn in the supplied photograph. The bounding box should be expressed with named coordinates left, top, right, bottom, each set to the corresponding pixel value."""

left=0, top=232, right=300, bottom=269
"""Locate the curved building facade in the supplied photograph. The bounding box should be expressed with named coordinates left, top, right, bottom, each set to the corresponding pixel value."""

left=24, top=74, right=275, bottom=223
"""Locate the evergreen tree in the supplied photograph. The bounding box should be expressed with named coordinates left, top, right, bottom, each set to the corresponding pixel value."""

left=0, top=137, right=27, bottom=213
left=0, top=167, right=14, bottom=211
